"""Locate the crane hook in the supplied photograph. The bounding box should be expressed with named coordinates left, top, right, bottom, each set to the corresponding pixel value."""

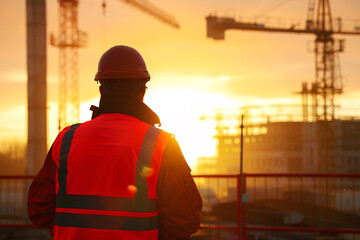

left=102, top=0, right=106, bottom=15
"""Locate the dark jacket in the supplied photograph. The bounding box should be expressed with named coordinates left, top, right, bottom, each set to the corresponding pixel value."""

left=28, top=95, right=202, bottom=239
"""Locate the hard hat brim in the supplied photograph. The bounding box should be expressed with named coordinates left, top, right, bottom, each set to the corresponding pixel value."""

left=94, top=71, right=151, bottom=81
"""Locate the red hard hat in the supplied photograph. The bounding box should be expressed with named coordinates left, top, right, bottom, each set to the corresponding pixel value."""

left=94, top=45, right=150, bottom=81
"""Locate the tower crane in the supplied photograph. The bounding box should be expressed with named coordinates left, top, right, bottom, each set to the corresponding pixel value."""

left=51, top=0, right=179, bottom=131
left=206, top=0, right=360, bottom=173
left=50, top=0, right=87, bottom=132
left=206, top=0, right=360, bottom=122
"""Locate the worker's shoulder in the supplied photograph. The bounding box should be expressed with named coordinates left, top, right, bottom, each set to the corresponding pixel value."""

left=148, top=126, right=174, bottom=148
left=55, top=123, right=79, bottom=139
left=162, top=136, right=191, bottom=174
left=59, top=125, right=73, bottom=133
left=154, top=126, right=173, bottom=136
left=161, top=132, right=187, bottom=163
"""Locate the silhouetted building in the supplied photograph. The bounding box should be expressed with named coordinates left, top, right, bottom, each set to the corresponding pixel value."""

left=197, top=108, right=360, bottom=175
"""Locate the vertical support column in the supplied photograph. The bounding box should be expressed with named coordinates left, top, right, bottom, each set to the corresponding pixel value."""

left=237, top=175, right=241, bottom=239
left=216, top=112, right=224, bottom=172
left=314, top=0, right=339, bottom=174
left=242, top=174, right=247, bottom=240
left=301, top=82, right=308, bottom=122
left=238, top=114, right=245, bottom=239
left=26, top=0, right=47, bottom=174
left=237, top=174, right=248, bottom=239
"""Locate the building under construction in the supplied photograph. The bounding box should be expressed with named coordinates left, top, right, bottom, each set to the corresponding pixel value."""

left=197, top=106, right=360, bottom=175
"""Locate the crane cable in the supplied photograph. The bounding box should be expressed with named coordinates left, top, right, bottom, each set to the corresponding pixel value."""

left=102, top=0, right=107, bottom=48
left=102, top=0, right=107, bottom=14
left=255, top=0, right=291, bottom=19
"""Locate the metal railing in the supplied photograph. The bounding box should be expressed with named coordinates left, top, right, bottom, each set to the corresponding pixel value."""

left=1, top=174, right=360, bottom=239
left=0, top=175, right=35, bottom=228
left=193, top=173, right=360, bottom=239
left=193, top=174, right=241, bottom=237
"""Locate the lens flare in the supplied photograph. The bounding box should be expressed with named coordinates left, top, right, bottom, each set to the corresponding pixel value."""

left=127, top=185, right=137, bottom=194
left=141, top=166, right=154, bottom=177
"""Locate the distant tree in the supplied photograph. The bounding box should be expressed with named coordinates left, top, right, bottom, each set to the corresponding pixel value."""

left=0, top=140, right=26, bottom=175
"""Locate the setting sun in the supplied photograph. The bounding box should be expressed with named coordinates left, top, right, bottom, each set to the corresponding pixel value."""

left=72, top=84, right=239, bottom=169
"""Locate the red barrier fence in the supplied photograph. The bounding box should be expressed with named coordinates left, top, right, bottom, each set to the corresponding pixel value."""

left=1, top=174, right=360, bottom=240
left=193, top=173, right=360, bottom=239
left=0, top=175, right=35, bottom=228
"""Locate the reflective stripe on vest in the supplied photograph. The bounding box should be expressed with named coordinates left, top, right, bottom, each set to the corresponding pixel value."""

left=55, top=124, right=164, bottom=231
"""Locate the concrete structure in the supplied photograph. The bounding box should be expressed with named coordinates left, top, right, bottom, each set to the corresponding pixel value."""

left=197, top=108, right=360, bottom=175
left=26, top=0, right=47, bottom=174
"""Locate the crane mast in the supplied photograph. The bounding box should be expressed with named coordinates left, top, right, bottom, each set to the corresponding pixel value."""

left=51, top=0, right=87, bottom=131
left=314, top=0, right=341, bottom=122
left=306, top=0, right=316, bottom=30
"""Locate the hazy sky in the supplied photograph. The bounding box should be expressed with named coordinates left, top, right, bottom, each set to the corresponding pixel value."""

left=1, top=0, right=360, bottom=167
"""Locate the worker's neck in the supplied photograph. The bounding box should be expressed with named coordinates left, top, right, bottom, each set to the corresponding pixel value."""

left=91, top=94, right=160, bottom=126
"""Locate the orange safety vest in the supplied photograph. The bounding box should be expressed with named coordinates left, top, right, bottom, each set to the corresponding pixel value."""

left=51, top=114, right=171, bottom=240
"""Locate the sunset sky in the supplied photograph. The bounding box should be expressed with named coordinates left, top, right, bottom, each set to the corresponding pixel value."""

left=1, top=0, right=360, bottom=168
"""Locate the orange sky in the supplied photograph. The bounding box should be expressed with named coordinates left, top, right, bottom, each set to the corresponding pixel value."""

left=1, top=0, right=360, bottom=168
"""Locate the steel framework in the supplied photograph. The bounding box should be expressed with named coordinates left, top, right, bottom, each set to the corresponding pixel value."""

left=51, top=0, right=87, bottom=131
left=206, top=0, right=359, bottom=121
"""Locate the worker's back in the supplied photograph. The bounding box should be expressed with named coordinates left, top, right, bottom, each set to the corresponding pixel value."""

left=52, top=113, right=171, bottom=239
left=28, top=45, right=202, bottom=239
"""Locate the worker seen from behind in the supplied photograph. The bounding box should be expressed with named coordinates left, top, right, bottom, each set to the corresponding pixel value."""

left=28, top=45, right=203, bottom=239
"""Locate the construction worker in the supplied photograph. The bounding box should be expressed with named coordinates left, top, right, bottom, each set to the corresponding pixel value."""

left=28, top=45, right=202, bottom=239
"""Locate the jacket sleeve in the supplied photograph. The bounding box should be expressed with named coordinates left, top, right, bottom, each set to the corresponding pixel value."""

left=28, top=145, right=56, bottom=234
left=157, top=137, right=203, bottom=240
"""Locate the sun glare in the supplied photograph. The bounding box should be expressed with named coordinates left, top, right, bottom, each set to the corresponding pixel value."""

left=145, top=87, right=239, bottom=168
left=47, top=74, right=303, bottom=170
left=60, top=83, right=240, bottom=169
